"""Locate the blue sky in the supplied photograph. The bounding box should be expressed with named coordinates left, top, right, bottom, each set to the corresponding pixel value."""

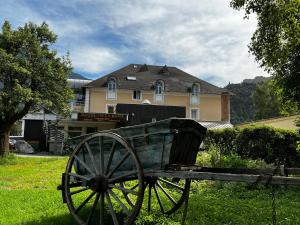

left=0, top=0, right=268, bottom=86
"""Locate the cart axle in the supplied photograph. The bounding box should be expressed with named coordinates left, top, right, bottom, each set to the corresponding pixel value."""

left=89, top=175, right=108, bottom=193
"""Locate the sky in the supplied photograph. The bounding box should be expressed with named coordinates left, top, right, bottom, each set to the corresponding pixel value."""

left=0, top=0, right=268, bottom=87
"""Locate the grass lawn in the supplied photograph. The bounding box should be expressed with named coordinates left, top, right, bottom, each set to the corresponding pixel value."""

left=0, top=156, right=300, bottom=225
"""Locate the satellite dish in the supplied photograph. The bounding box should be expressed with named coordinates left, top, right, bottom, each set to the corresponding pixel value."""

left=142, top=99, right=151, bottom=104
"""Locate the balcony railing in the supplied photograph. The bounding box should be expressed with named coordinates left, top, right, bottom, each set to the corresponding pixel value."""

left=70, top=101, right=85, bottom=113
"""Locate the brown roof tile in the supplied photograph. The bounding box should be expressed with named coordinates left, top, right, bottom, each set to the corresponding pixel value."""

left=87, top=64, right=231, bottom=95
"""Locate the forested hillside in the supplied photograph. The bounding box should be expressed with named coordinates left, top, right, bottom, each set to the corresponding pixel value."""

left=225, top=76, right=269, bottom=124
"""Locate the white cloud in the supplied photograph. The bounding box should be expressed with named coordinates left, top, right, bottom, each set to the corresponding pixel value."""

left=96, top=0, right=267, bottom=85
left=69, top=46, right=121, bottom=73
left=1, top=0, right=268, bottom=85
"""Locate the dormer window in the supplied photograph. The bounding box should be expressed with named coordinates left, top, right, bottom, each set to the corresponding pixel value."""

left=190, top=83, right=200, bottom=105
left=107, top=77, right=117, bottom=99
left=154, top=80, right=164, bottom=102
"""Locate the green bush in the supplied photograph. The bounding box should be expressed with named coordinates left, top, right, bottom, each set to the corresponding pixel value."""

left=204, top=128, right=237, bottom=155
left=203, top=126, right=300, bottom=166
left=197, top=148, right=271, bottom=169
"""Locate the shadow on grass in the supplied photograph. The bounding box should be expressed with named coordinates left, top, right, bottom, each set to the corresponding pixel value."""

left=21, top=213, right=75, bottom=225
left=21, top=207, right=127, bottom=225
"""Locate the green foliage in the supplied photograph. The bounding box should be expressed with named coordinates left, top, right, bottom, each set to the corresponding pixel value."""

left=235, top=126, right=300, bottom=165
left=0, top=21, right=73, bottom=117
left=197, top=148, right=271, bottom=169
left=225, top=82, right=257, bottom=124
left=251, top=81, right=281, bottom=120
left=0, top=20, right=73, bottom=154
left=227, top=76, right=299, bottom=125
left=204, top=128, right=237, bottom=155
left=10, top=121, right=22, bottom=136
left=230, top=0, right=300, bottom=108
left=203, top=126, right=300, bottom=166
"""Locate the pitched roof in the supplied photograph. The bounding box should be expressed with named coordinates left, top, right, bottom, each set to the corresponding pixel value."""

left=69, top=72, right=90, bottom=80
left=87, top=64, right=231, bottom=95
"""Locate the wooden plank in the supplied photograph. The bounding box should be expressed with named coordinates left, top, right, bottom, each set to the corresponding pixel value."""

left=168, top=165, right=300, bottom=176
left=285, top=168, right=300, bottom=175
left=145, top=170, right=300, bottom=186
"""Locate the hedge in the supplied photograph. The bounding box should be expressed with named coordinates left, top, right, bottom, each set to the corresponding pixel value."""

left=203, top=125, right=300, bottom=166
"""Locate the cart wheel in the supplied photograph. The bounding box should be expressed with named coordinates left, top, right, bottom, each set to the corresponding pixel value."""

left=63, top=132, right=144, bottom=225
left=121, top=177, right=190, bottom=215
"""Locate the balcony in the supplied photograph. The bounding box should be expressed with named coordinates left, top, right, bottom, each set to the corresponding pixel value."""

left=70, top=101, right=85, bottom=113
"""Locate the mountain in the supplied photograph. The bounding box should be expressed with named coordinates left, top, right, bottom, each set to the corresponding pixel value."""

left=225, top=76, right=269, bottom=124
left=242, top=76, right=270, bottom=84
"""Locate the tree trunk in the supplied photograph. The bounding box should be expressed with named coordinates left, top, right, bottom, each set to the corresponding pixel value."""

left=0, top=129, right=10, bottom=157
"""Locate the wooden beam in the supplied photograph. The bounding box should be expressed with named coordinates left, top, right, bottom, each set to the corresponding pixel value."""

left=145, top=170, right=300, bottom=186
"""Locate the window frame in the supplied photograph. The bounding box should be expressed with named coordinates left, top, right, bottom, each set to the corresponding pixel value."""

left=106, top=104, right=116, bottom=114
left=190, top=83, right=200, bottom=105
left=154, top=80, right=164, bottom=103
left=132, top=90, right=142, bottom=101
left=190, top=108, right=200, bottom=120
left=106, top=78, right=117, bottom=100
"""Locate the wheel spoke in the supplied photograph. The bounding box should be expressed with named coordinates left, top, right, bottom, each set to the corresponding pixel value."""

left=109, top=184, right=138, bottom=195
left=70, top=186, right=90, bottom=195
left=130, top=183, right=139, bottom=191
left=109, top=171, right=138, bottom=183
left=68, top=173, right=90, bottom=181
left=74, top=154, right=95, bottom=176
left=105, top=140, right=116, bottom=174
left=99, top=136, right=104, bottom=174
left=121, top=182, right=136, bottom=208
left=157, top=181, right=176, bottom=205
left=86, top=193, right=100, bottom=225
left=147, top=183, right=151, bottom=213
left=158, top=178, right=184, bottom=191
left=107, top=152, right=130, bottom=178
left=68, top=181, right=87, bottom=188
left=100, top=193, right=104, bottom=225
left=106, top=193, right=120, bottom=225
left=75, top=191, right=96, bottom=214
left=85, top=142, right=99, bottom=175
left=108, top=189, right=130, bottom=215
left=153, top=185, right=164, bottom=213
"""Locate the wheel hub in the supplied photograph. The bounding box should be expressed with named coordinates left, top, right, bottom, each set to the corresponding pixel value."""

left=145, top=176, right=158, bottom=185
left=90, top=175, right=108, bottom=193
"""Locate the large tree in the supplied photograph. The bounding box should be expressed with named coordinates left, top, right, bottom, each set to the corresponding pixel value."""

left=251, top=81, right=281, bottom=120
left=0, top=21, right=73, bottom=156
left=230, top=0, right=300, bottom=108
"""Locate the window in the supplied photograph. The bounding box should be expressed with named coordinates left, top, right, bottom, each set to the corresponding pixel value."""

left=126, top=76, right=136, bottom=81
left=107, top=78, right=116, bottom=99
left=154, top=81, right=164, bottom=102
left=190, top=83, right=200, bottom=105
left=192, top=84, right=199, bottom=96
left=107, top=105, right=116, bottom=114
left=108, top=79, right=116, bottom=91
left=155, top=82, right=162, bottom=95
left=133, top=90, right=141, bottom=100
left=191, top=109, right=199, bottom=120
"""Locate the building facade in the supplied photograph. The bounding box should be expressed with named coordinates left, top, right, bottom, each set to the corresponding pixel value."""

left=20, top=64, right=233, bottom=153
left=84, top=64, right=231, bottom=123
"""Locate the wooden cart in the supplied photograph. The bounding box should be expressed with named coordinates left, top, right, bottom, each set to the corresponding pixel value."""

left=58, top=118, right=300, bottom=225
